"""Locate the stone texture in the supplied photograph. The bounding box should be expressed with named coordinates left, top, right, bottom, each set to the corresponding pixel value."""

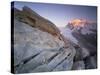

left=13, top=6, right=76, bottom=73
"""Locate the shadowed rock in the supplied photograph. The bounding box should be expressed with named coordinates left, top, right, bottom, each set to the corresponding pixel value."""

left=72, top=61, right=85, bottom=70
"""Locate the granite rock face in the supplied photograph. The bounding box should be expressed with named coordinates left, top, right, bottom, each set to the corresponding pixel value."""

left=12, top=6, right=76, bottom=73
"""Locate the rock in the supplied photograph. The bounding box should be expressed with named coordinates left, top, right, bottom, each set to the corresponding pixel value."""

left=22, top=6, right=61, bottom=36
left=12, top=6, right=76, bottom=73
left=53, top=48, right=75, bottom=71
left=73, top=43, right=90, bottom=61
left=72, top=61, right=85, bottom=70
left=14, top=19, right=64, bottom=67
left=84, top=55, right=97, bottom=69
left=31, top=47, right=76, bottom=72
left=74, top=47, right=83, bottom=61
left=14, top=6, right=68, bottom=47
left=81, top=47, right=90, bottom=58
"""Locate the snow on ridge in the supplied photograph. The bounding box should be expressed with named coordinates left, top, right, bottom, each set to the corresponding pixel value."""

left=59, top=27, right=78, bottom=44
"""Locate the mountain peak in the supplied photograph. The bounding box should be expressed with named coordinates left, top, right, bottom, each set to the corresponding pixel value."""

left=69, top=19, right=88, bottom=27
left=67, top=19, right=96, bottom=30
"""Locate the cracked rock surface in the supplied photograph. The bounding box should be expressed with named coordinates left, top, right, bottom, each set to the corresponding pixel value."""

left=12, top=6, right=76, bottom=73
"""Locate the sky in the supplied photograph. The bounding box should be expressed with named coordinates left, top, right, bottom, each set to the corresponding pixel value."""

left=13, top=1, right=97, bottom=27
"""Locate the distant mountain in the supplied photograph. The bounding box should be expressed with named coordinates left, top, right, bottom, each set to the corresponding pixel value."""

left=67, top=19, right=97, bottom=35
left=65, top=19, right=97, bottom=55
left=60, top=19, right=97, bottom=69
left=67, top=19, right=97, bottom=46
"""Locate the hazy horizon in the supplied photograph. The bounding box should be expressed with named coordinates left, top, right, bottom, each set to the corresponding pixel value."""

left=14, top=1, right=97, bottom=27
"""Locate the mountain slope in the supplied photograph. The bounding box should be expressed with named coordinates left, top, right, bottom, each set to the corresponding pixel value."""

left=60, top=19, right=97, bottom=69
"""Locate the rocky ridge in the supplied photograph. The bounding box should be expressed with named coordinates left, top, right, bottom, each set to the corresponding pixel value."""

left=12, top=6, right=76, bottom=73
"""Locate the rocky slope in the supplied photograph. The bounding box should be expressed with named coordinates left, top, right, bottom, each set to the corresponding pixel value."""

left=12, top=6, right=76, bottom=73
left=67, top=19, right=97, bottom=55
left=60, top=19, right=97, bottom=70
